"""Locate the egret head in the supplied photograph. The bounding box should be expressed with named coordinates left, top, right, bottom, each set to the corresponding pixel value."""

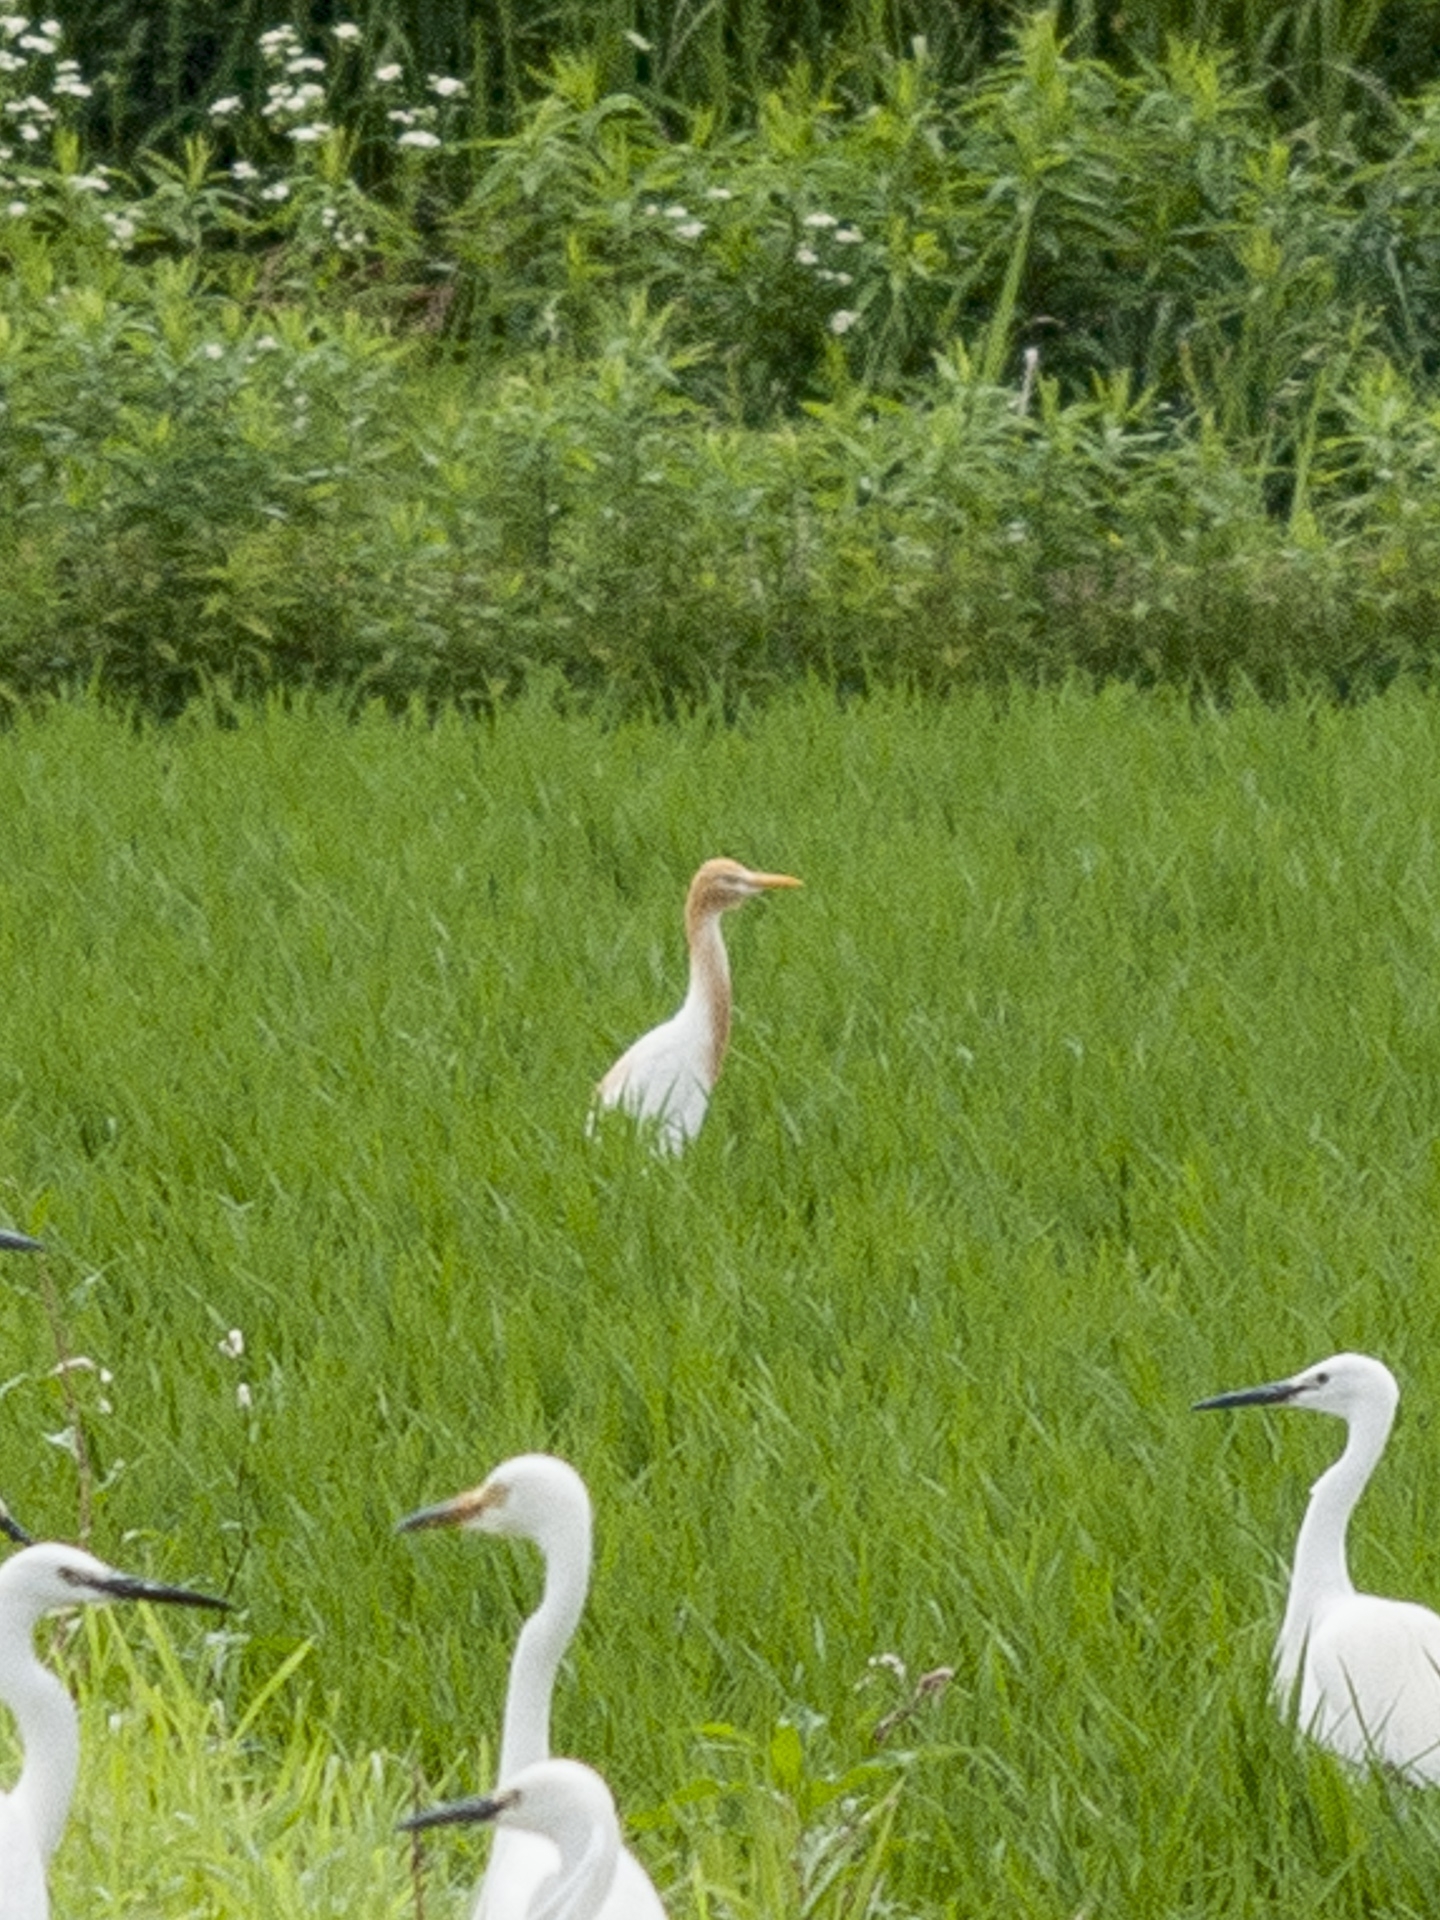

left=397, top=1453, right=592, bottom=1551
left=1195, top=1351, right=1400, bottom=1425
left=0, top=1541, right=228, bottom=1625
left=400, top=1757, right=617, bottom=1844
left=687, top=858, right=802, bottom=923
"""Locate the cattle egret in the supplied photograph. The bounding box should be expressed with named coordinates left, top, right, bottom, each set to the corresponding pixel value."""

left=593, top=858, right=801, bottom=1153
left=398, top=1455, right=665, bottom=1920
left=1196, top=1351, right=1440, bottom=1780
left=0, top=1233, right=41, bottom=1255
left=402, top=1759, right=661, bottom=1920
left=0, top=1542, right=227, bottom=1920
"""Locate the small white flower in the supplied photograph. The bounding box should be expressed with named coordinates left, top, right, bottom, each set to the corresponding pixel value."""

left=252, top=333, right=280, bottom=351
left=396, top=128, right=440, bottom=149
left=374, top=61, right=402, bottom=82
left=674, top=220, right=704, bottom=239
left=51, top=73, right=90, bottom=96
left=829, top=308, right=860, bottom=334
left=209, top=95, right=242, bottom=118
left=331, top=21, right=362, bottom=41
left=218, top=1328, right=245, bottom=1358
left=834, top=225, right=863, bottom=243
left=230, top=159, right=258, bottom=180
left=236, top=1382, right=253, bottom=1412
left=6, top=198, right=26, bottom=216
left=428, top=73, right=465, bottom=97
left=288, top=121, right=330, bottom=143
left=386, top=107, right=415, bottom=126
left=0, top=51, right=20, bottom=70
left=201, top=342, right=224, bottom=360
left=795, top=245, right=818, bottom=266
left=705, top=186, right=733, bottom=201
left=259, top=180, right=290, bottom=201
left=68, top=171, right=107, bottom=192
left=662, top=203, right=689, bottom=219
left=0, top=18, right=28, bottom=39
left=285, top=53, right=325, bottom=73
left=17, top=32, right=55, bottom=52
left=16, top=123, right=40, bottom=141
left=38, top=14, right=55, bottom=30
left=104, top=212, right=135, bottom=242
left=803, top=210, right=837, bottom=228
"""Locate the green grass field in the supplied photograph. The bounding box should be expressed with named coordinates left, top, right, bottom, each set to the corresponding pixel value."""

left=8, top=687, right=1440, bottom=1916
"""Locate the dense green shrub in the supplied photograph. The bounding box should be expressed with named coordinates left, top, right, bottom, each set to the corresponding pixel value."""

left=8, top=10, right=1440, bottom=710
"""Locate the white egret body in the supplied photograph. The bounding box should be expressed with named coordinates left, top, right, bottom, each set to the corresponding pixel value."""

left=399, top=1455, right=664, bottom=1920
left=594, top=858, right=801, bottom=1153
left=1196, top=1351, right=1440, bottom=1780
left=0, top=1542, right=226, bottom=1920
left=402, top=1758, right=659, bottom=1920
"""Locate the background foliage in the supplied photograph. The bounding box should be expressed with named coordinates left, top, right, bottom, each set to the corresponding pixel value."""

left=8, top=5, right=1440, bottom=707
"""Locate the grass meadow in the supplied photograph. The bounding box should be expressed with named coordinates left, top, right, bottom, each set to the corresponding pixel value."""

left=8, top=687, right=1440, bottom=1914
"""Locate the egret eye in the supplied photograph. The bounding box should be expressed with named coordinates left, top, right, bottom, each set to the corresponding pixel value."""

left=1314, top=1372, right=1330, bottom=1386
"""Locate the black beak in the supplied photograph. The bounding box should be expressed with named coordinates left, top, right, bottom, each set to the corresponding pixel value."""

left=399, top=1792, right=509, bottom=1834
left=0, top=1229, right=42, bottom=1253
left=90, top=1573, right=230, bottom=1610
left=1193, top=1377, right=1302, bottom=1412
left=0, top=1502, right=33, bottom=1547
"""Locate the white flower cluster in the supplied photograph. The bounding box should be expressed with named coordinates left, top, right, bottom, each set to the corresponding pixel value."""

left=641, top=200, right=706, bottom=240
left=796, top=208, right=862, bottom=291
left=0, top=14, right=94, bottom=218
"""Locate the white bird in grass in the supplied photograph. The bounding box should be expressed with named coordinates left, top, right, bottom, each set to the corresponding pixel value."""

left=398, top=1455, right=665, bottom=1920
left=402, top=1758, right=658, bottom=1920
left=1195, top=1351, right=1440, bottom=1781
left=593, top=857, right=802, bottom=1154
left=0, top=1542, right=227, bottom=1920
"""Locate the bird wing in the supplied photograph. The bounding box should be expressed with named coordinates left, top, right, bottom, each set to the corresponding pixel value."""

left=595, top=1016, right=710, bottom=1152
left=474, top=1829, right=559, bottom=1920
left=0, top=1793, right=48, bottom=1920
left=1305, top=1595, right=1440, bottom=1781
left=598, top=1846, right=668, bottom=1920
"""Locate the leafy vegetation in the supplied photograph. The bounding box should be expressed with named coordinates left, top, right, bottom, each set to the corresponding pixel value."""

left=7, top=12, right=1440, bottom=709
left=9, top=690, right=1440, bottom=1913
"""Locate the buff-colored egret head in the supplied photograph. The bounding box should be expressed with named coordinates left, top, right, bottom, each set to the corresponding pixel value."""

left=685, top=859, right=801, bottom=924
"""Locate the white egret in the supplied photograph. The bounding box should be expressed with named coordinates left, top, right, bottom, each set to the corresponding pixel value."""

left=401, top=1758, right=658, bottom=1920
left=0, top=1542, right=227, bottom=1920
left=398, top=1455, right=665, bottom=1920
left=1196, top=1351, right=1440, bottom=1780
left=593, top=857, right=802, bottom=1153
